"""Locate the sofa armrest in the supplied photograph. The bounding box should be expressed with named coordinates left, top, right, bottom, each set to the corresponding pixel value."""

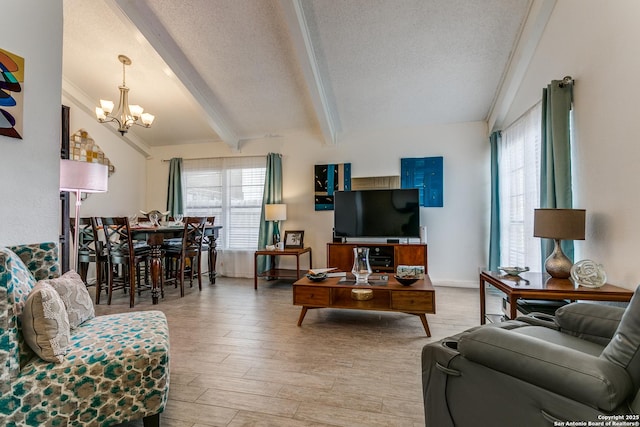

left=458, top=327, right=632, bottom=411
left=555, top=302, right=625, bottom=345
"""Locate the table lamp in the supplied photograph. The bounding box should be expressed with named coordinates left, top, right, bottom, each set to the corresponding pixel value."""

left=265, top=203, right=286, bottom=245
left=533, top=208, right=585, bottom=279
left=60, top=159, right=108, bottom=270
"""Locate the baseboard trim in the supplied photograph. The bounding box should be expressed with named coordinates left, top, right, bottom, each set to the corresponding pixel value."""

left=432, top=280, right=476, bottom=288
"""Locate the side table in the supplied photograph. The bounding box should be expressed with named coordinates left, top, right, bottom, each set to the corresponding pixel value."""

left=479, top=270, right=634, bottom=324
left=254, top=247, right=312, bottom=290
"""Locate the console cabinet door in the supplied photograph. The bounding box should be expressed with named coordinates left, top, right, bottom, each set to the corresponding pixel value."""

left=395, top=245, right=428, bottom=272
left=327, top=243, right=355, bottom=272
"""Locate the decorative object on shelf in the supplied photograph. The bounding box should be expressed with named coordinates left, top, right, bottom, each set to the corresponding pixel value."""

left=305, top=272, right=327, bottom=282
left=95, top=55, right=155, bottom=135
left=351, top=288, right=374, bottom=301
left=397, top=265, right=425, bottom=279
left=394, top=275, right=418, bottom=286
left=60, top=159, right=108, bottom=270
left=284, top=230, right=304, bottom=249
left=265, top=203, right=287, bottom=245
left=571, top=260, right=607, bottom=288
left=314, top=163, right=351, bottom=210
left=498, top=266, right=529, bottom=277
left=70, top=129, right=115, bottom=176
left=534, top=208, right=586, bottom=279
left=352, top=247, right=372, bottom=284
left=0, top=47, right=24, bottom=139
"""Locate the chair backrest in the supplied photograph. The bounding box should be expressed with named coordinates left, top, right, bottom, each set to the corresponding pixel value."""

left=99, top=217, right=135, bottom=265
left=70, top=217, right=97, bottom=264
left=182, top=217, right=207, bottom=254
left=601, top=286, right=640, bottom=394
left=1, top=242, right=59, bottom=381
left=202, top=216, right=216, bottom=246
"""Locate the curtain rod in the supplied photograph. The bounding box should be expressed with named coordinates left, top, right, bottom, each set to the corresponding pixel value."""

left=161, top=154, right=270, bottom=162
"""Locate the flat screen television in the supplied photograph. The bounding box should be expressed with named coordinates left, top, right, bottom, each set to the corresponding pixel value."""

left=333, top=189, right=420, bottom=238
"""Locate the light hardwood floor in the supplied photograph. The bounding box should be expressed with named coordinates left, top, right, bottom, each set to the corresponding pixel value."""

left=95, top=276, right=494, bottom=427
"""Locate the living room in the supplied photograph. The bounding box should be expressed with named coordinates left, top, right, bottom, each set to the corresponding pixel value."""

left=3, top=0, right=640, bottom=426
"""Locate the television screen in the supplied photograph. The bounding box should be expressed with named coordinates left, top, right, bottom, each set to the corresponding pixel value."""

left=334, top=189, right=420, bottom=238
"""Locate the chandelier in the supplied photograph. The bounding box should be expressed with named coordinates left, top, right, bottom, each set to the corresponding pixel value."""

left=95, top=55, right=155, bottom=135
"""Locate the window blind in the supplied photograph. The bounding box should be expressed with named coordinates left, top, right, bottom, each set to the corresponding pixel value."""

left=182, top=156, right=266, bottom=250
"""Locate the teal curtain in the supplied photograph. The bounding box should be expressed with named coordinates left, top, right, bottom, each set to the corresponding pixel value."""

left=540, top=79, right=574, bottom=265
left=258, top=153, right=283, bottom=272
left=488, top=131, right=501, bottom=271
left=166, top=158, right=183, bottom=217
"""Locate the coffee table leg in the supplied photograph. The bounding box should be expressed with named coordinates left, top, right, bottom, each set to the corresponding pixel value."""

left=297, top=307, right=308, bottom=326
left=419, top=314, right=431, bottom=337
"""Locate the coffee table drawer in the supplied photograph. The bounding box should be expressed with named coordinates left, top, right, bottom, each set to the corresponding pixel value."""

left=391, top=291, right=434, bottom=312
left=294, top=286, right=330, bottom=305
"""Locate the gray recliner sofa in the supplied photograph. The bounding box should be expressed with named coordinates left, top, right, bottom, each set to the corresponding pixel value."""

left=422, top=285, right=640, bottom=426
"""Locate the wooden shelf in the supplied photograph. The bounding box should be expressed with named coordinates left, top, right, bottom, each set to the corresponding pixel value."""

left=327, top=242, right=428, bottom=274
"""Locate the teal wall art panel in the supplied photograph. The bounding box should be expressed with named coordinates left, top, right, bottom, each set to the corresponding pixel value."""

left=401, top=156, right=443, bottom=207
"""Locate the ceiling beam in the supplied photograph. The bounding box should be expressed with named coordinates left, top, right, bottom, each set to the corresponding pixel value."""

left=112, top=0, right=240, bottom=150
left=280, top=0, right=339, bottom=146
left=487, top=0, right=557, bottom=131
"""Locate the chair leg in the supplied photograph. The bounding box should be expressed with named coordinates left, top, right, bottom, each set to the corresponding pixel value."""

left=143, top=413, right=160, bottom=427
left=179, top=257, right=185, bottom=297
left=107, top=264, right=114, bottom=305
left=96, top=261, right=103, bottom=305
left=129, top=263, right=136, bottom=308
left=197, top=252, right=202, bottom=291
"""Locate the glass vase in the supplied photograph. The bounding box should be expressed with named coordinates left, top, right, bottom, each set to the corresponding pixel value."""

left=352, top=247, right=372, bottom=284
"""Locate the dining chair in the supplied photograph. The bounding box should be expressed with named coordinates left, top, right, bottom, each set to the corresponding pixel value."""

left=201, top=216, right=217, bottom=284
left=164, top=217, right=207, bottom=296
left=69, top=217, right=107, bottom=300
left=98, top=216, right=151, bottom=307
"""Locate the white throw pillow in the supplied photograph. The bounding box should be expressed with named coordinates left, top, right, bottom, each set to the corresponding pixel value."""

left=42, top=270, right=95, bottom=329
left=21, top=282, right=71, bottom=363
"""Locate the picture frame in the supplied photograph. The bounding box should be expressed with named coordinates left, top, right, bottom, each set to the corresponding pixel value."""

left=284, top=230, right=304, bottom=249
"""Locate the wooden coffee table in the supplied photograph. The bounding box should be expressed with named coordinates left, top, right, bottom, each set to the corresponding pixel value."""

left=293, top=275, right=436, bottom=336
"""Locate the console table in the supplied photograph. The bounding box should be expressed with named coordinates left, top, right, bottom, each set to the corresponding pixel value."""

left=254, top=247, right=312, bottom=290
left=326, top=242, right=427, bottom=273
left=479, top=270, right=634, bottom=324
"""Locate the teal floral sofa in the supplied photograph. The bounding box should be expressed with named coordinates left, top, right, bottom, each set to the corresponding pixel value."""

left=0, top=243, right=170, bottom=427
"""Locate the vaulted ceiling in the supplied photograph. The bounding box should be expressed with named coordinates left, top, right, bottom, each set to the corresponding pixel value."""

left=62, top=0, right=541, bottom=151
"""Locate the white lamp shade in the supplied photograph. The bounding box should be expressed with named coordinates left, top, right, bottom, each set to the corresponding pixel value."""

left=60, top=159, right=108, bottom=193
left=265, top=203, right=287, bottom=221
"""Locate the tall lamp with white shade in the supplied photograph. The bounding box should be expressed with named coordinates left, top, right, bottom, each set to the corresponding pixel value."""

left=265, top=203, right=287, bottom=245
left=60, top=159, right=108, bottom=270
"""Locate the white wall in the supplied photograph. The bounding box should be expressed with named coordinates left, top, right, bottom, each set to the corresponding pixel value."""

left=148, top=121, right=489, bottom=286
left=497, top=0, right=640, bottom=289
left=61, top=94, right=148, bottom=218
left=0, top=1, right=63, bottom=246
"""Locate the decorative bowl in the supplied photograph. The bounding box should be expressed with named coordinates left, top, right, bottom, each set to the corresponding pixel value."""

left=499, top=266, right=529, bottom=276
left=394, top=275, right=418, bottom=286
left=306, top=273, right=328, bottom=282
left=351, top=288, right=374, bottom=300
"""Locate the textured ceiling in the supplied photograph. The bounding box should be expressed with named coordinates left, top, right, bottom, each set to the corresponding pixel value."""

left=62, top=0, right=533, bottom=149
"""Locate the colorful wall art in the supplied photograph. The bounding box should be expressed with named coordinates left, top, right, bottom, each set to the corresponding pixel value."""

left=315, top=163, right=351, bottom=210
left=0, top=48, right=24, bottom=139
left=401, top=156, right=444, bottom=207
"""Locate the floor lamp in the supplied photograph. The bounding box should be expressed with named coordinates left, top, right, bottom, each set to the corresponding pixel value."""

left=60, top=159, right=108, bottom=271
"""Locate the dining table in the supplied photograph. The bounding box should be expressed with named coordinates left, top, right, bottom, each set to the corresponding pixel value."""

left=130, top=223, right=222, bottom=304
left=131, top=224, right=183, bottom=304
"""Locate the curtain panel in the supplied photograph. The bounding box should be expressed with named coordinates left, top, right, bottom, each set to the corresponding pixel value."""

left=166, top=157, right=183, bottom=217
left=488, top=131, right=501, bottom=271
left=540, top=80, right=574, bottom=264
left=258, top=153, right=283, bottom=273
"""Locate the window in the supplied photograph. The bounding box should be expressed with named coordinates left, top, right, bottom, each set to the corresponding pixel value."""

left=498, top=103, right=542, bottom=269
left=183, top=157, right=266, bottom=250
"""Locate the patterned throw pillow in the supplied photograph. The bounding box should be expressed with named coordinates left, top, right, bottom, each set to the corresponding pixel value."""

left=21, top=282, right=71, bottom=363
left=43, top=270, right=95, bottom=329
